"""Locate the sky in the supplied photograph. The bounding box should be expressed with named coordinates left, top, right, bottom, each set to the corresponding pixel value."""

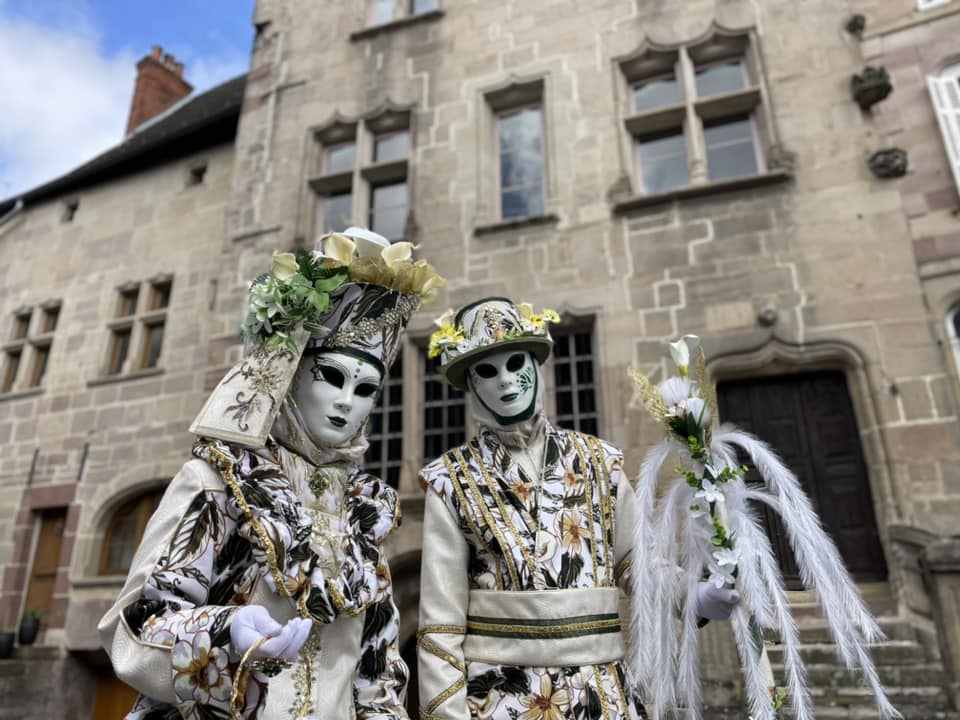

left=0, top=0, right=256, bottom=200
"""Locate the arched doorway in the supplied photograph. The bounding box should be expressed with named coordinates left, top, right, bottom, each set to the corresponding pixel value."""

left=717, top=370, right=887, bottom=587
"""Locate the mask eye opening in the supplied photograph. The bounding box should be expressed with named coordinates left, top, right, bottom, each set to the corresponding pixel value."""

left=473, top=363, right=497, bottom=379
left=354, top=382, right=379, bottom=398
left=317, top=364, right=345, bottom=388
left=506, top=353, right=526, bottom=372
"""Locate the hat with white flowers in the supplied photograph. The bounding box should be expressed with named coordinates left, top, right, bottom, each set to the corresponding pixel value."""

left=429, top=297, right=559, bottom=391
left=190, top=228, right=444, bottom=447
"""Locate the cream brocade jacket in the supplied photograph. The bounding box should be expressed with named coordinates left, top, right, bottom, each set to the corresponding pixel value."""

left=98, top=439, right=408, bottom=720
left=417, top=424, right=647, bottom=720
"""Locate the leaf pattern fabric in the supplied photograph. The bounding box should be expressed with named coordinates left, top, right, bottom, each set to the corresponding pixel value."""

left=111, top=438, right=408, bottom=719
left=418, top=424, right=647, bottom=720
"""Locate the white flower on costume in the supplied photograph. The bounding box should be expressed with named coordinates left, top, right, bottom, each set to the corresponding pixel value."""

left=694, top=478, right=725, bottom=505
left=684, top=397, right=711, bottom=427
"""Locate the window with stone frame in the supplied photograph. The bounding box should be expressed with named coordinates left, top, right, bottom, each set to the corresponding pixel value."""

left=104, top=275, right=173, bottom=376
left=364, top=360, right=404, bottom=489
left=550, top=319, right=600, bottom=436
left=929, top=63, right=960, bottom=197
left=99, top=488, right=164, bottom=574
left=367, top=0, right=438, bottom=26
left=1, top=302, right=61, bottom=394
left=422, top=353, right=467, bottom=461
left=485, top=79, right=547, bottom=222
left=308, top=110, right=411, bottom=242
left=619, top=31, right=783, bottom=198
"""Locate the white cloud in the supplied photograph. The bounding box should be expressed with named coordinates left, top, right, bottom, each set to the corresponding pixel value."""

left=0, top=10, right=134, bottom=199
left=0, top=6, right=251, bottom=201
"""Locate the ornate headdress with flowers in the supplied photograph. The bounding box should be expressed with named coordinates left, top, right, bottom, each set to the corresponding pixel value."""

left=429, top=296, right=559, bottom=390
left=190, top=228, right=444, bottom=447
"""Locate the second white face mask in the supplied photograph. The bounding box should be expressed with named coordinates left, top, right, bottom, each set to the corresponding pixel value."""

left=468, top=349, right=539, bottom=423
left=293, top=351, right=382, bottom=447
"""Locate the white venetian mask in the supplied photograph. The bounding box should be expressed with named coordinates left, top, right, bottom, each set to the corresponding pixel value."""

left=468, top=349, right=540, bottom=424
left=293, top=350, right=382, bottom=447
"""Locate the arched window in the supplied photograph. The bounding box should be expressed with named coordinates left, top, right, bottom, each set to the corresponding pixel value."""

left=98, top=488, right=164, bottom=575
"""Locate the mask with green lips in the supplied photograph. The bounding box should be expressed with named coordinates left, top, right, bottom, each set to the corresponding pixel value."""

left=293, top=351, right=383, bottom=447
left=467, top=349, right=540, bottom=426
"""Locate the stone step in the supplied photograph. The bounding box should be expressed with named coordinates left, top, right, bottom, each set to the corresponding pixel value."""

left=770, top=661, right=947, bottom=688
left=769, top=619, right=919, bottom=645
left=809, top=684, right=950, bottom=708
left=764, top=640, right=926, bottom=666
left=784, top=707, right=959, bottom=719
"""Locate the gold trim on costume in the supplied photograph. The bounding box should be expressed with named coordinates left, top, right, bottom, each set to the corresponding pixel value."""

left=569, top=432, right=601, bottom=584
left=454, top=448, right=522, bottom=590
left=610, top=661, right=630, bottom=714
left=614, top=554, right=633, bottom=585
left=585, top=435, right=616, bottom=583
left=465, top=616, right=620, bottom=638
left=593, top=664, right=614, bottom=720
left=466, top=443, right=540, bottom=589
left=442, top=454, right=505, bottom=591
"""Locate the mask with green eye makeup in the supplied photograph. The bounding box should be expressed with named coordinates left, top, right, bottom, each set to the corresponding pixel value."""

left=293, top=350, right=383, bottom=446
left=468, top=349, right=539, bottom=426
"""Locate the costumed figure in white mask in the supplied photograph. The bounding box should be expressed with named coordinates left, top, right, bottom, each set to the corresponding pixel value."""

left=98, top=228, right=444, bottom=720
left=415, top=299, right=739, bottom=720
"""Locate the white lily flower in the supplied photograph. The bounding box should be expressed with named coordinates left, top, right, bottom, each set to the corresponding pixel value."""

left=322, top=233, right=357, bottom=265
left=684, top=397, right=711, bottom=427
left=659, top=376, right=691, bottom=407
left=666, top=334, right=702, bottom=376
left=271, top=251, right=299, bottom=282
left=434, top=309, right=455, bottom=329
left=381, top=241, right=415, bottom=270
left=695, top=478, right=725, bottom=505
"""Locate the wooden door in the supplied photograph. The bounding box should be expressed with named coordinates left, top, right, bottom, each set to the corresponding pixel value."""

left=91, top=675, right=138, bottom=720
left=22, top=507, right=67, bottom=622
left=717, top=372, right=887, bottom=587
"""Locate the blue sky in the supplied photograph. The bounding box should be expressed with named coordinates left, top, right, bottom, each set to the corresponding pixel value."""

left=0, top=0, right=256, bottom=200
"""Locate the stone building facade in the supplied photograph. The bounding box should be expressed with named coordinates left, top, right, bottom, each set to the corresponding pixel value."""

left=2, top=1, right=960, bottom=718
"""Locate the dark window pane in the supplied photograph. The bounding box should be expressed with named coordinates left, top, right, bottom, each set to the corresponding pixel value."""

left=425, top=435, right=442, bottom=459
left=388, top=438, right=402, bottom=459
left=695, top=60, right=747, bottom=98
left=704, top=117, right=758, bottom=181
left=370, top=183, right=408, bottom=240
left=500, top=187, right=544, bottom=220
left=42, top=308, right=59, bottom=333
left=322, top=193, right=352, bottom=234
left=555, top=337, right=570, bottom=358
left=498, top=108, right=542, bottom=152
left=387, top=466, right=400, bottom=489
left=389, top=410, right=403, bottom=432
left=557, top=417, right=575, bottom=430
left=574, top=332, right=592, bottom=356
left=143, top=323, right=165, bottom=368
left=425, top=379, right=442, bottom=401
left=500, top=150, right=543, bottom=190
left=557, top=391, right=573, bottom=415
left=29, top=347, right=49, bottom=387
left=448, top=404, right=464, bottom=426
left=637, top=131, right=689, bottom=194
left=389, top=383, right=403, bottom=404
left=325, top=142, right=356, bottom=173
left=580, top=418, right=598, bottom=436
left=150, top=283, right=171, bottom=310
left=412, top=0, right=437, bottom=13
left=109, top=331, right=130, bottom=374
left=426, top=407, right=443, bottom=428
left=371, top=0, right=397, bottom=24
left=633, top=76, right=681, bottom=112
left=554, top=363, right=571, bottom=387
left=104, top=510, right=138, bottom=572
left=450, top=431, right=465, bottom=446
left=369, top=413, right=382, bottom=434
left=13, top=313, right=31, bottom=340
left=118, top=290, right=138, bottom=317
left=369, top=439, right=382, bottom=458
left=576, top=360, right=593, bottom=384
left=578, top=389, right=596, bottom=414
left=2, top=351, right=20, bottom=392
left=374, top=132, right=410, bottom=163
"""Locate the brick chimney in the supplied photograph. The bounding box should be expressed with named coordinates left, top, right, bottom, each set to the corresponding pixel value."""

left=126, top=46, right=193, bottom=134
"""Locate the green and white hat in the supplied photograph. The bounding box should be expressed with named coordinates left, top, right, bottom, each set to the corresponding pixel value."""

left=429, top=297, right=558, bottom=391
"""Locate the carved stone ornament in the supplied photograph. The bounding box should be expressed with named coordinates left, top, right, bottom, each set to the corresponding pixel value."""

left=851, top=66, right=893, bottom=111
left=845, top=14, right=866, bottom=36
left=868, top=148, right=908, bottom=179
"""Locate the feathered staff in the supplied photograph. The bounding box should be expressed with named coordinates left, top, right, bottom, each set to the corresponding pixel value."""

left=627, top=335, right=901, bottom=720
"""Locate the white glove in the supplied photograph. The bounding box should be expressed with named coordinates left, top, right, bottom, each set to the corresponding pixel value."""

left=230, top=605, right=312, bottom=662
left=695, top=582, right=740, bottom=621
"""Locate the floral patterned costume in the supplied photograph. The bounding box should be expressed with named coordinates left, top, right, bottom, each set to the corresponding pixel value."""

left=98, top=437, right=408, bottom=720
left=417, top=421, right=647, bottom=720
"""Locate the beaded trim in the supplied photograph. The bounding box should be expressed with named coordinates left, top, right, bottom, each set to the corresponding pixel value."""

left=319, top=294, right=420, bottom=349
